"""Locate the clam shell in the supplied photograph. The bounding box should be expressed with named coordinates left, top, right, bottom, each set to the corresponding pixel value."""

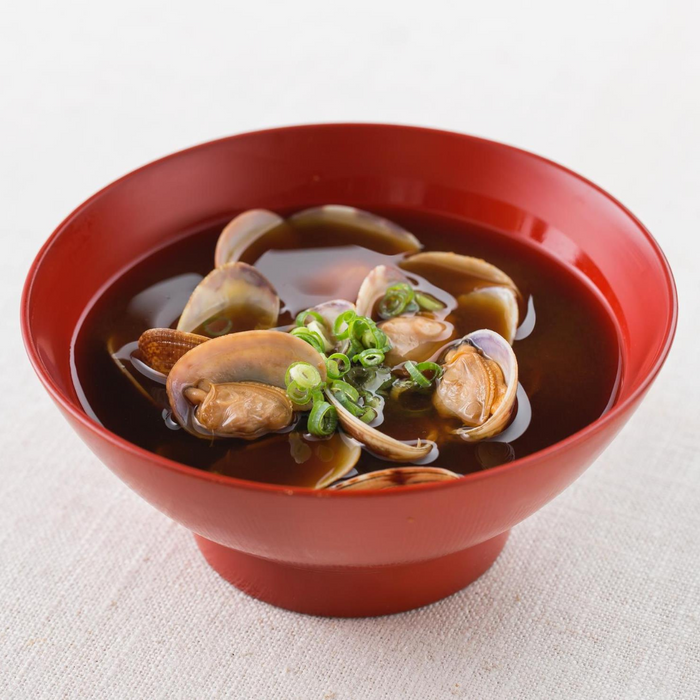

left=138, top=328, right=208, bottom=374
left=312, top=434, right=363, bottom=489
left=401, top=252, right=520, bottom=343
left=214, top=209, right=285, bottom=267
left=331, top=466, right=459, bottom=491
left=325, top=388, right=435, bottom=463
left=108, top=338, right=155, bottom=404
left=435, top=329, right=519, bottom=442
left=289, top=205, right=421, bottom=254
left=176, top=262, right=279, bottom=335
left=167, top=330, right=327, bottom=437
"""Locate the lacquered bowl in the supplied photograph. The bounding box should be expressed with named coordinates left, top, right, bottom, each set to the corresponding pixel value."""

left=21, top=124, right=677, bottom=617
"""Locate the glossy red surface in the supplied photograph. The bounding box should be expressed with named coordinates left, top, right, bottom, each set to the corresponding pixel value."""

left=22, top=124, right=677, bottom=617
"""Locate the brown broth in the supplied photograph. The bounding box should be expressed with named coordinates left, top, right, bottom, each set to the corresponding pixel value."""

left=72, top=209, right=621, bottom=487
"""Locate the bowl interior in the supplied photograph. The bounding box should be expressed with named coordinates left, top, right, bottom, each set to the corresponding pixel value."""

left=23, top=124, right=676, bottom=478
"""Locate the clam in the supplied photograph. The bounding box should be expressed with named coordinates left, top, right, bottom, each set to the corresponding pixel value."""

left=214, top=209, right=286, bottom=267
left=138, top=328, right=208, bottom=374
left=432, top=329, right=518, bottom=441
left=325, top=389, right=435, bottom=463
left=401, top=252, right=520, bottom=343
left=167, top=330, right=326, bottom=439
left=331, top=466, right=459, bottom=491
left=176, top=262, right=279, bottom=336
left=379, top=315, right=455, bottom=366
left=184, top=380, right=294, bottom=440
left=289, top=205, right=421, bottom=254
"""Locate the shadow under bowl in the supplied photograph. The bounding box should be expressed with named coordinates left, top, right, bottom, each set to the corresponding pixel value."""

left=21, top=124, right=677, bottom=617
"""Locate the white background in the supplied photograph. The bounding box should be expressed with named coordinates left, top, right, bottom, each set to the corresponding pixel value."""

left=2, top=1, right=699, bottom=698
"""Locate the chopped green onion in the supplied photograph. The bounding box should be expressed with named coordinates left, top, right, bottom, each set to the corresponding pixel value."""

left=285, top=361, right=322, bottom=390
left=387, top=282, right=415, bottom=299
left=330, top=387, right=365, bottom=417
left=415, top=292, right=445, bottom=311
left=295, top=309, right=326, bottom=327
left=404, top=361, right=431, bottom=388
left=311, top=389, right=326, bottom=405
left=415, top=361, right=443, bottom=381
left=305, top=320, right=333, bottom=351
left=290, top=327, right=326, bottom=354
left=359, top=390, right=382, bottom=409
left=368, top=325, right=391, bottom=352
left=287, top=380, right=312, bottom=405
left=333, top=310, right=357, bottom=339
left=203, top=316, right=233, bottom=337
left=308, top=400, right=338, bottom=437
left=378, top=283, right=414, bottom=319
left=349, top=316, right=372, bottom=342
left=330, top=380, right=360, bottom=403
left=348, top=337, right=365, bottom=358
left=403, top=360, right=443, bottom=388
left=360, top=407, right=377, bottom=423
left=326, top=353, right=351, bottom=379
left=361, top=329, right=376, bottom=348
left=353, top=348, right=385, bottom=367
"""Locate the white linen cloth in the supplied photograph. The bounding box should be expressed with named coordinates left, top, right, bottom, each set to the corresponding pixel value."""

left=1, top=1, right=698, bottom=697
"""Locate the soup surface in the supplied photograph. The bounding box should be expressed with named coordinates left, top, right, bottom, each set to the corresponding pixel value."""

left=73, top=208, right=621, bottom=487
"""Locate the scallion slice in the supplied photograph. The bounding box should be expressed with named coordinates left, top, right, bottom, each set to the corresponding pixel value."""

left=307, top=400, right=338, bottom=437
left=290, top=327, right=326, bottom=354
left=404, top=361, right=432, bottom=388
left=416, top=361, right=443, bottom=381
left=285, top=361, right=322, bottom=390
left=286, top=380, right=312, bottom=405
left=353, top=348, right=385, bottom=367
left=404, top=360, right=443, bottom=388
left=203, top=316, right=233, bottom=337
left=326, top=353, right=351, bottom=379
left=378, top=282, right=414, bottom=319
left=329, top=380, right=360, bottom=403
left=415, top=292, right=445, bottom=311
left=295, top=309, right=326, bottom=327
left=333, top=309, right=357, bottom=339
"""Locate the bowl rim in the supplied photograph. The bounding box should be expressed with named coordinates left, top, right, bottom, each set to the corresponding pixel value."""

left=20, top=122, right=678, bottom=498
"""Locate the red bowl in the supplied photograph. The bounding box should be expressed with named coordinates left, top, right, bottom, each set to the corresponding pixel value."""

left=21, top=124, right=677, bottom=617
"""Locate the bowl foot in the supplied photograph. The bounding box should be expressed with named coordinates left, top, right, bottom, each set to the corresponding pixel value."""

left=194, top=530, right=509, bottom=617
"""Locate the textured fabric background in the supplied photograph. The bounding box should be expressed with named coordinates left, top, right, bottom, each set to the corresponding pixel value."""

left=2, top=1, right=698, bottom=698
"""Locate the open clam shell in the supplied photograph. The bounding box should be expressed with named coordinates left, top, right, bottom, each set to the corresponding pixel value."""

left=293, top=433, right=363, bottom=489
left=176, top=262, right=279, bottom=335
left=167, top=330, right=327, bottom=438
left=289, top=205, right=421, bottom=254
left=214, top=209, right=286, bottom=267
left=433, top=329, right=518, bottom=442
left=330, top=466, right=459, bottom=491
left=138, top=328, right=208, bottom=374
left=401, top=252, right=520, bottom=343
left=325, top=389, right=435, bottom=463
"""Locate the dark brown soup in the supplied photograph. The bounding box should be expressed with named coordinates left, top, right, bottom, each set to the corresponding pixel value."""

left=72, top=209, right=621, bottom=487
